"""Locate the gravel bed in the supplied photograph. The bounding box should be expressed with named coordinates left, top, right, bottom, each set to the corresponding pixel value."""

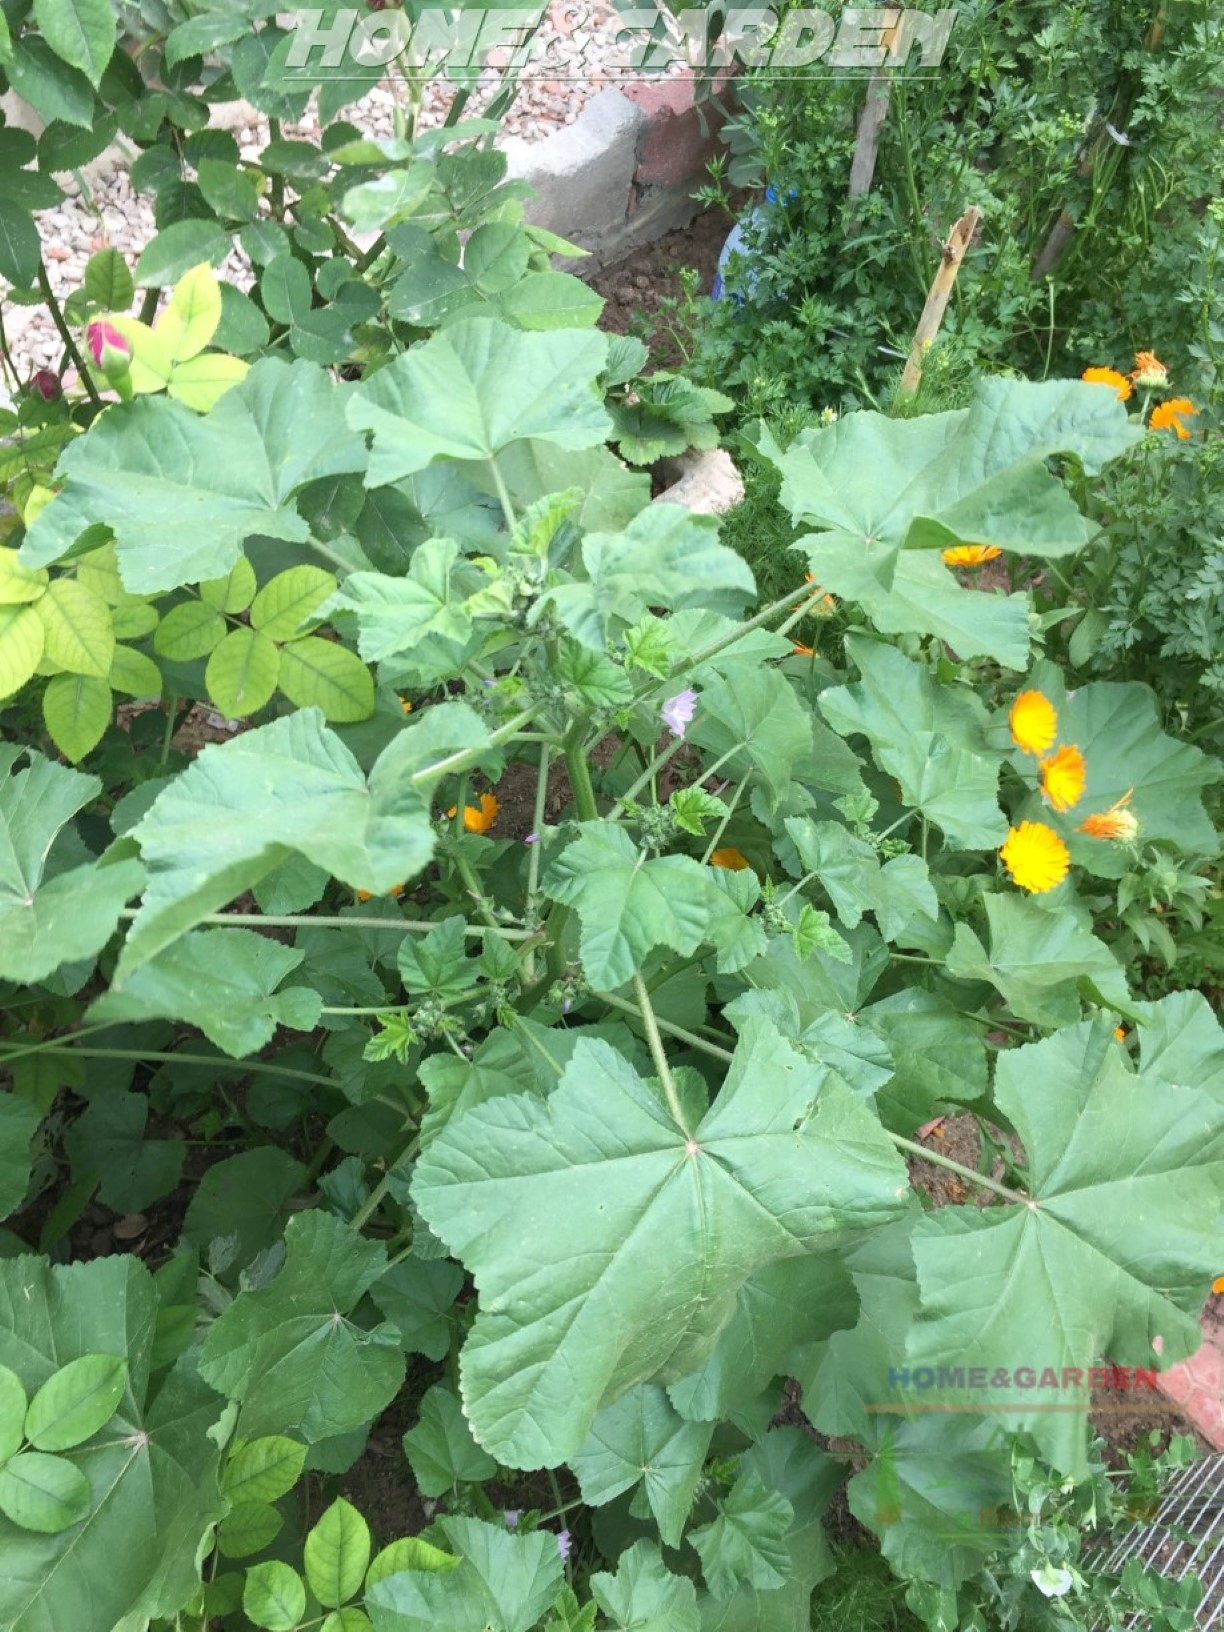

left=1, top=0, right=686, bottom=386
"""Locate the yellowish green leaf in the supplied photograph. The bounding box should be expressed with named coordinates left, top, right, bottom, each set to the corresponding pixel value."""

left=34, top=578, right=115, bottom=679
left=200, top=556, right=257, bottom=614
left=277, top=637, right=372, bottom=723
left=43, top=673, right=112, bottom=761
left=109, top=644, right=163, bottom=698
left=205, top=627, right=280, bottom=718
left=249, top=565, right=336, bottom=640
left=153, top=600, right=226, bottom=660
left=0, top=547, right=48, bottom=606
left=0, top=604, right=46, bottom=700
left=166, top=353, right=249, bottom=412
left=155, top=263, right=223, bottom=363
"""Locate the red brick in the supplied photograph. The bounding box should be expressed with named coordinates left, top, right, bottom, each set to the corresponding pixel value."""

left=623, top=70, right=736, bottom=189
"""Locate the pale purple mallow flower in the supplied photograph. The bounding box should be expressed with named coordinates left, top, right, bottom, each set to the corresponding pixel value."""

left=503, top=1510, right=522, bottom=1529
left=524, top=833, right=539, bottom=845
left=661, top=688, right=698, bottom=739
left=556, top=1530, right=572, bottom=1561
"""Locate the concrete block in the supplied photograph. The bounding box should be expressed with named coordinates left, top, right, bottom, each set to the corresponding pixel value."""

left=503, top=88, right=646, bottom=251
left=653, top=449, right=744, bottom=516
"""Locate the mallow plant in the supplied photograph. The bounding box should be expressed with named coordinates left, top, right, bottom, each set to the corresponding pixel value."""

left=0, top=243, right=1222, bottom=1632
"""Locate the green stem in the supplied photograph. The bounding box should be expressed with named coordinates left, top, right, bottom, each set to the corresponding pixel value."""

left=488, top=456, right=518, bottom=531
left=699, top=776, right=748, bottom=866
left=0, top=1045, right=337, bottom=1088
left=0, top=1020, right=129, bottom=1062
left=889, top=1133, right=1032, bottom=1208
left=622, top=585, right=812, bottom=718
left=563, top=723, right=599, bottom=822
left=37, top=264, right=101, bottom=405
left=605, top=735, right=689, bottom=822
left=138, top=286, right=160, bottom=324
left=522, top=742, right=552, bottom=981
left=602, top=992, right=736, bottom=1063
left=413, top=706, right=539, bottom=784
left=632, top=972, right=692, bottom=1133
left=159, top=695, right=178, bottom=767
left=350, top=1135, right=420, bottom=1232
left=115, top=908, right=532, bottom=939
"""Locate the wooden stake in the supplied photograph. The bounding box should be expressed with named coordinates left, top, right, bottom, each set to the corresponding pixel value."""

left=848, top=73, right=892, bottom=209
left=896, top=205, right=981, bottom=401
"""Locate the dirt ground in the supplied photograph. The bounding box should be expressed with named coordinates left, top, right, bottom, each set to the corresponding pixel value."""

left=589, top=204, right=738, bottom=363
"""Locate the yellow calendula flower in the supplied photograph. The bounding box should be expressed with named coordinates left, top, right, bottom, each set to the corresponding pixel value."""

left=941, top=544, right=1002, bottom=568
left=1081, top=366, right=1132, bottom=401
left=1149, top=397, right=1198, bottom=440
left=358, top=883, right=405, bottom=902
left=710, top=847, right=751, bottom=871
left=1130, top=350, right=1169, bottom=389
left=1000, top=821, right=1070, bottom=893
left=399, top=697, right=413, bottom=714
left=1077, top=789, right=1138, bottom=842
left=1039, top=744, right=1086, bottom=813
left=1009, top=689, right=1058, bottom=756
left=446, top=792, right=499, bottom=834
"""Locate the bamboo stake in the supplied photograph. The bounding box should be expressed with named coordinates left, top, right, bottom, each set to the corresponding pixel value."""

left=895, top=205, right=981, bottom=401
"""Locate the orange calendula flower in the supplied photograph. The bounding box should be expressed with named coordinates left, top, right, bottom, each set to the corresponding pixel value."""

left=446, top=792, right=499, bottom=834
left=710, top=847, right=751, bottom=871
left=803, top=574, right=837, bottom=616
left=1039, top=743, right=1086, bottom=813
left=357, top=883, right=405, bottom=902
left=1114, top=1027, right=1127, bottom=1043
left=792, top=642, right=814, bottom=657
left=1130, top=350, right=1169, bottom=389
left=942, top=544, right=1003, bottom=568
left=1214, top=1276, right=1224, bottom=1296
left=1000, top=821, right=1071, bottom=894
left=1009, top=689, right=1058, bottom=756
left=1149, top=397, right=1198, bottom=439
left=1078, top=790, right=1138, bottom=842
left=1081, top=366, right=1132, bottom=401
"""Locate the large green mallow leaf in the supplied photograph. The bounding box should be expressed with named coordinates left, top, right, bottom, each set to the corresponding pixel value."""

left=412, top=1017, right=910, bottom=1468
left=118, top=704, right=492, bottom=977
left=538, top=503, right=755, bottom=650
left=541, top=822, right=719, bottom=992
left=199, top=1211, right=405, bottom=1444
left=819, top=636, right=1006, bottom=850
left=89, top=927, right=323, bottom=1056
left=21, top=360, right=367, bottom=594
left=798, top=1218, right=1012, bottom=1590
left=0, top=1254, right=224, bottom=1632
left=906, top=1018, right=1224, bottom=1476
left=0, top=746, right=143, bottom=984
left=365, top=1515, right=564, bottom=1632
left=568, top=1383, right=713, bottom=1547
left=347, top=316, right=612, bottom=485
left=946, top=893, right=1133, bottom=1028
left=764, top=377, right=1141, bottom=667
left=769, top=376, right=1139, bottom=571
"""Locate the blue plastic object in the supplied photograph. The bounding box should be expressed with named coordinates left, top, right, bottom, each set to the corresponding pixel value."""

left=711, top=185, right=797, bottom=304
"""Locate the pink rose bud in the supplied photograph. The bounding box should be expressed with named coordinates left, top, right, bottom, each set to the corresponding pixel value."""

left=29, top=369, right=61, bottom=402
left=86, top=320, right=131, bottom=380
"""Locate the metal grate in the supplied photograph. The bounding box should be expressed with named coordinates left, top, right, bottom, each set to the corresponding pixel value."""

left=1097, top=1453, right=1224, bottom=1627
